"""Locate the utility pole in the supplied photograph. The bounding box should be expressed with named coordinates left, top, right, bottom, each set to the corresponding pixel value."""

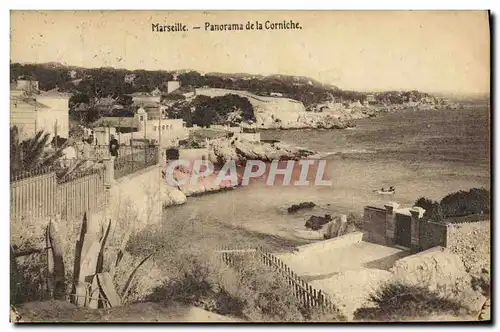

left=54, top=120, right=58, bottom=150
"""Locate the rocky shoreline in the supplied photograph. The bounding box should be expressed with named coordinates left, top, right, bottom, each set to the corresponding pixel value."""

left=159, top=101, right=463, bottom=207
left=160, top=136, right=317, bottom=208
left=244, top=101, right=463, bottom=130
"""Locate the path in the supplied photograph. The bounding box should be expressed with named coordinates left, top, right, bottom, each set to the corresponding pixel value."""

left=276, top=240, right=410, bottom=279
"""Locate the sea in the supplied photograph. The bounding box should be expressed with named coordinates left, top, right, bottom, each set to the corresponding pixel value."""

left=161, top=107, right=491, bottom=241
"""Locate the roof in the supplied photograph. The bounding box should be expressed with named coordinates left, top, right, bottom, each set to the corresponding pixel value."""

left=38, top=89, right=71, bottom=98
left=134, top=101, right=162, bottom=108
left=11, top=96, right=49, bottom=109
left=91, top=117, right=139, bottom=128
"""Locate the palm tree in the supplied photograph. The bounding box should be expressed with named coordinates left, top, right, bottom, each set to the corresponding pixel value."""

left=10, top=126, right=67, bottom=173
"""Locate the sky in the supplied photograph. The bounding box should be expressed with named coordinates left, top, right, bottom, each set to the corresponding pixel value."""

left=10, top=10, right=490, bottom=95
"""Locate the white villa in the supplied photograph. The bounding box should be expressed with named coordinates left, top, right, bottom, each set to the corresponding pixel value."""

left=10, top=80, right=70, bottom=140
left=92, top=106, right=188, bottom=147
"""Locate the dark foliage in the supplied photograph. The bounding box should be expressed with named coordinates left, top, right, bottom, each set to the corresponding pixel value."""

left=12, top=63, right=438, bottom=128
left=191, top=94, right=256, bottom=127
left=414, top=197, right=442, bottom=221
left=440, top=188, right=490, bottom=219
left=354, top=282, right=470, bottom=321
left=10, top=126, right=67, bottom=173
left=414, top=188, right=490, bottom=222
left=374, top=90, right=433, bottom=105
left=69, top=93, right=90, bottom=108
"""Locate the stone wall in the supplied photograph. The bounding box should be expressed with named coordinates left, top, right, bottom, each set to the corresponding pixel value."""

left=106, top=164, right=164, bottom=229
left=419, top=221, right=448, bottom=251
left=294, top=231, right=363, bottom=254
left=363, top=206, right=386, bottom=244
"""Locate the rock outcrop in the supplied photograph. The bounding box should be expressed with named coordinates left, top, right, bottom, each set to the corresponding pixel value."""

left=208, top=136, right=314, bottom=164
left=161, top=184, right=187, bottom=207
left=389, top=248, right=486, bottom=315
left=168, top=165, right=240, bottom=197
left=304, top=214, right=332, bottom=231
left=195, top=87, right=458, bottom=130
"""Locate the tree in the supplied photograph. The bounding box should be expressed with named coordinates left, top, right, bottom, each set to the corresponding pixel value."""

left=414, top=197, right=442, bottom=221
left=10, top=126, right=67, bottom=173
left=440, top=188, right=490, bottom=218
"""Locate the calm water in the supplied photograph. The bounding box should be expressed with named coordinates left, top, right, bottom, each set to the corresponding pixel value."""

left=163, top=108, right=491, bottom=240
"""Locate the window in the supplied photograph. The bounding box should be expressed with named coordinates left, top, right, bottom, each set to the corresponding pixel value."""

left=139, top=116, right=144, bottom=121
left=162, top=125, right=165, bottom=130
left=153, top=126, right=156, bottom=131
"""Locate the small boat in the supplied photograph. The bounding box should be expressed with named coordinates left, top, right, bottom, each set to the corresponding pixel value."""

left=373, top=187, right=396, bottom=195
left=377, top=190, right=395, bottom=195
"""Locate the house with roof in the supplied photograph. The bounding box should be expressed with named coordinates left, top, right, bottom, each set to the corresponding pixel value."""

left=91, top=107, right=188, bottom=147
left=129, top=91, right=162, bottom=104
left=10, top=80, right=71, bottom=140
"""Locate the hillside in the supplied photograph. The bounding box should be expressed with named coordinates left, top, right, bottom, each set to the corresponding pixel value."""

left=10, top=62, right=451, bottom=129
left=195, top=88, right=306, bottom=127
left=10, top=63, right=337, bottom=106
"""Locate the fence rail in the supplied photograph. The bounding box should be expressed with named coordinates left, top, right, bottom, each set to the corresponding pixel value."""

left=114, top=146, right=158, bottom=180
left=215, top=246, right=340, bottom=314
left=10, top=166, right=54, bottom=182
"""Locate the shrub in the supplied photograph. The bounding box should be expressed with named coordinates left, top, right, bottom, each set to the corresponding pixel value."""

left=414, top=188, right=490, bottom=222
left=440, top=188, right=490, bottom=219
left=142, top=253, right=246, bottom=318
left=414, top=197, right=442, bottom=221
left=144, top=254, right=213, bottom=305
left=11, top=215, right=82, bottom=304
left=217, top=256, right=306, bottom=321
left=216, top=255, right=344, bottom=322
left=354, top=282, right=471, bottom=321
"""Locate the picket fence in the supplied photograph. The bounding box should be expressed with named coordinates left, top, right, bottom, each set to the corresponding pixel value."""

left=10, top=166, right=106, bottom=222
left=215, top=246, right=339, bottom=314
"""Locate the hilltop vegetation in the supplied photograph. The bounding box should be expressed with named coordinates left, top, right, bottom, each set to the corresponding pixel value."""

left=11, top=63, right=439, bottom=107
left=11, top=63, right=337, bottom=106
left=11, top=63, right=447, bottom=129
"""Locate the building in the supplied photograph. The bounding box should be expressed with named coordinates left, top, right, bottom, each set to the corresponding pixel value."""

left=167, top=80, right=181, bottom=94
left=139, top=108, right=188, bottom=145
left=124, top=73, right=136, bottom=84
left=10, top=81, right=70, bottom=140
left=16, top=80, right=39, bottom=94
left=133, top=101, right=168, bottom=120
left=35, top=90, right=71, bottom=138
left=91, top=107, right=188, bottom=146
left=129, top=92, right=161, bottom=104
left=366, top=94, right=376, bottom=103
left=68, top=70, right=77, bottom=79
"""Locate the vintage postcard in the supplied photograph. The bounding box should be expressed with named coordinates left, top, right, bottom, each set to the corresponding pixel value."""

left=9, top=10, right=491, bottom=323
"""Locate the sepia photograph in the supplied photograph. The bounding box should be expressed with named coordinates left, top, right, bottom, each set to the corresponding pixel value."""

left=9, top=10, right=491, bottom=323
